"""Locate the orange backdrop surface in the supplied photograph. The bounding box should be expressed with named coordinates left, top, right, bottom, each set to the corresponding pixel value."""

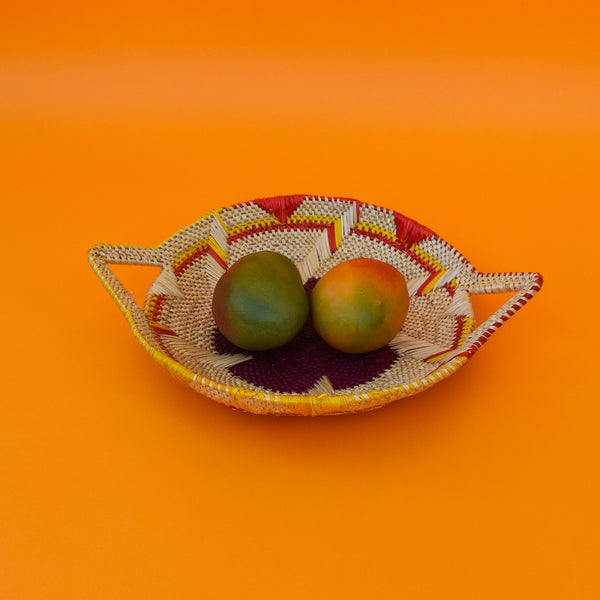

left=2, top=2, right=599, bottom=598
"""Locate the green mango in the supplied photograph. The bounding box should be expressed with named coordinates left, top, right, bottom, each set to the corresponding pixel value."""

left=212, top=251, right=309, bottom=351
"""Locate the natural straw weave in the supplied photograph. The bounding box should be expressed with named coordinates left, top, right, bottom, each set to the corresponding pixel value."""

left=88, top=195, right=543, bottom=416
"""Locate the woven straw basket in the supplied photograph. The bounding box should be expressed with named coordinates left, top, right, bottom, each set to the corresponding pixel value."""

left=88, top=195, right=542, bottom=416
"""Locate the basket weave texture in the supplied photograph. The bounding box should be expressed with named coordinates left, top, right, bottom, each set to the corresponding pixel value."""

left=88, top=195, right=542, bottom=416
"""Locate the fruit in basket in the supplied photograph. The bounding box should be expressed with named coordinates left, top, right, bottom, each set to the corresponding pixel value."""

left=310, top=258, right=409, bottom=354
left=212, top=251, right=309, bottom=351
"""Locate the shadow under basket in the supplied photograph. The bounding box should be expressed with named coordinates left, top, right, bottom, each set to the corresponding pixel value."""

left=88, top=195, right=543, bottom=416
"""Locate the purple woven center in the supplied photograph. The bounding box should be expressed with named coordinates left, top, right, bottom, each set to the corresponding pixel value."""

left=213, top=278, right=397, bottom=394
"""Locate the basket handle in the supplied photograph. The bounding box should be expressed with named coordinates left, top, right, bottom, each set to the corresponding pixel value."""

left=458, top=270, right=543, bottom=358
left=87, top=243, right=167, bottom=345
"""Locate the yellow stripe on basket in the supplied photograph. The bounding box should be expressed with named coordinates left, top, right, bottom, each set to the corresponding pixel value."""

left=420, top=270, right=445, bottom=295
left=411, top=244, right=445, bottom=273
left=207, top=235, right=228, bottom=263
left=354, top=221, right=397, bottom=242
left=457, top=316, right=475, bottom=346
left=288, top=214, right=336, bottom=226
left=172, top=239, right=208, bottom=270
left=227, top=216, right=279, bottom=236
left=334, top=217, right=343, bottom=248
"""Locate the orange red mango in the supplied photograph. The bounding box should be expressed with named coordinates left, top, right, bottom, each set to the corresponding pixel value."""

left=311, top=258, right=409, bottom=354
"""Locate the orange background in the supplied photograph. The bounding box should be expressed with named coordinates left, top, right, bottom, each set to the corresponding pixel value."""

left=2, top=2, right=599, bottom=597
